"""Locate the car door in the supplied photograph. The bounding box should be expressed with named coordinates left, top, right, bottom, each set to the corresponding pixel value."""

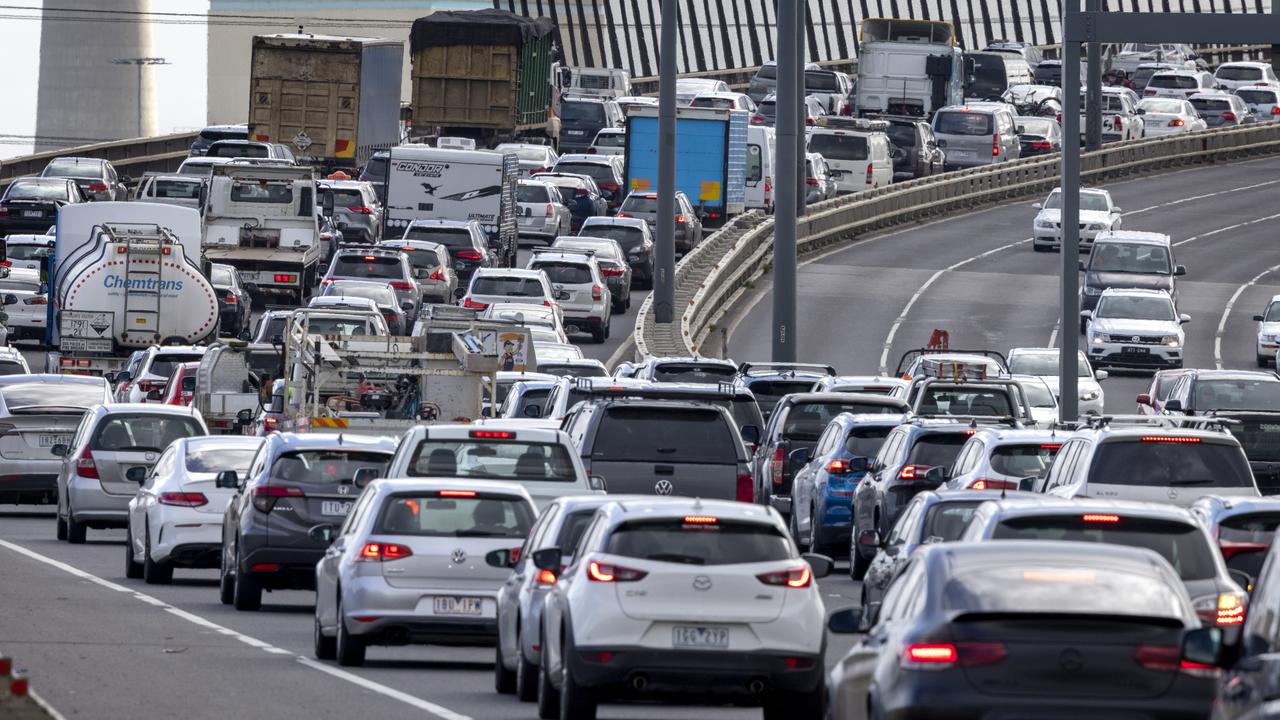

left=865, top=496, right=923, bottom=603
left=500, top=503, right=558, bottom=655
left=317, top=488, right=376, bottom=628
left=793, top=424, right=835, bottom=533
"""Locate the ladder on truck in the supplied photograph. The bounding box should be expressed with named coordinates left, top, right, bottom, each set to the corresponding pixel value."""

left=102, top=224, right=177, bottom=345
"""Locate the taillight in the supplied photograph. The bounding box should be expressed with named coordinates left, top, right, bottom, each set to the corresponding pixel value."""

left=991, top=133, right=1000, bottom=157
left=750, top=114, right=765, bottom=125
left=88, top=182, right=108, bottom=193
left=262, top=416, right=279, bottom=433
left=1222, top=111, right=1237, bottom=122
left=462, top=297, right=488, bottom=310
left=23, top=296, right=46, bottom=305
left=587, top=560, right=647, bottom=582
left=827, top=459, right=854, bottom=474
left=454, top=249, right=482, bottom=261
left=1168, top=118, right=1185, bottom=127
left=76, top=447, right=98, bottom=479
left=770, top=446, right=785, bottom=482
left=674, top=214, right=686, bottom=223
left=601, top=266, right=625, bottom=277
left=865, top=163, right=873, bottom=185
left=756, top=565, right=812, bottom=588
left=842, top=100, right=852, bottom=115
left=1272, top=106, right=1280, bottom=115
left=591, top=284, right=602, bottom=301
left=224, top=292, right=238, bottom=305
left=599, top=182, right=620, bottom=193
left=898, top=464, right=926, bottom=481
left=428, top=266, right=445, bottom=281
left=159, top=492, right=208, bottom=507
left=359, top=542, right=414, bottom=561
left=967, top=478, right=1018, bottom=491
left=542, top=299, right=553, bottom=307
left=273, top=273, right=296, bottom=283
left=764, top=175, right=772, bottom=193
left=902, top=642, right=1006, bottom=669
left=1030, top=141, right=1052, bottom=150
left=347, top=206, right=372, bottom=215
left=536, top=568, right=558, bottom=586
left=736, top=473, right=754, bottom=503
left=1134, top=645, right=1181, bottom=671
left=381, top=310, right=398, bottom=324
left=805, top=117, right=815, bottom=126
left=545, top=203, right=555, bottom=216
left=806, top=177, right=819, bottom=186
left=252, top=485, right=304, bottom=513
left=388, top=280, right=413, bottom=291
left=1219, top=540, right=1269, bottom=561
left=1114, top=115, right=1124, bottom=130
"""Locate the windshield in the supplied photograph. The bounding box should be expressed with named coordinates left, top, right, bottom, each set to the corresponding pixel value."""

left=1218, top=66, right=1263, bottom=81
left=6, top=181, right=69, bottom=201
left=208, top=143, right=268, bottom=158
left=331, top=255, right=403, bottom=280
left=1043, top=190, right=1111, bottom=212
left=934, top=111, right=993, bottom=136
left=561, top=101, right=605, bottom=124
left=0, top=383, right=103, bottom=411
left=1092, top=439, right=1254, bottom=487
left=1149, top=74, right=1198, bottom=89
left=1193, top=379, right=1280, bottom=411
left=43, top=160, right=101, bottom=179
left=404, top=227, right=474, bottom=249
left=1009, top=353, right=1092, bottom=377
left=1089, top=243, right=1171, bottom=274
left=375, top=493, right=534, bottom=538
left=990, top=443, right=1060, bottom=477
left=1017, top=118, right=1054, bottom=136
left=804, top=71, right=841, bottom=92
left=595, top=406, right=737, bottom=463
left=606, top=518, right=791, bottom=565
left=1020, top=381, right=1055, bottom=408
left=992, top=516, right=1217, bottom=581
left=1139, top=98, right=1186, bottom=114
left=1095, top=295, right=1175, bottom=321
left=782, top=401, right=901, bottom=440
left=152, top=179, right=202, bottom=199
left=92, top=414, right=203, bottom=452
left=808, top=133, right=868, bottom=161
left=186, top=446, right=257, bottom=474
left=5, top=244, right=51, bottom=261
left=944, top=563, right=1186, bottom=617
left=407, top=439, right=577, bottom=482
left=471, top=276, right=547, bottom=298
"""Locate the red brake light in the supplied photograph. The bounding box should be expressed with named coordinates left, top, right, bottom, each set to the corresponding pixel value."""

left=683, top=515, right=718, bottom=524
left=1114, top=115, right=1124, bottom=130
left=76, top=447, right=98, bottom=479
left=1272, top=106, right=1280, bottom=115
left=348, top=206, right=372, bottom=215
left=252, top=484, right=304, bottom=513
left=865, top=163, right=873, bottom=184
left=262, top=416, right=279, bottom=433
left=903, top=643, right=958, bottom=667
left=429, top=266, right=445, bottom=280
left=1134, top=645, right=1180, bottom=671
left=1040, top=444, right=1062, bottom=450
left=1219, top=540, right=1270, bottom=561
left=899, top=464, right=926, bottom=480
left=439, top=490, right=477, bottom=497
left=1082, top=513, right=1120, bottom=523
left=462, top=298, right=488, bottom=310
left=992, top=133, right=1000, bottom=157
left=359, top=542, right=413, bottom=561
left=273, top=273, right=296, bottom=283
left=224, top=293, right=238, bottom=305
left=601, top=266, right=625, bottom=277
left=88, top=182, right=108, bottom=193
left=591, top=284, right=602, bottom=301
left=599, top=182, right=620, bottom=192
left=454, top=249, right=482, bottom=261
left=827, top=459, right=854, bottom=474
left=470, top=430, right=514, bottom=439
left=159, top=492, right=208, bottom=507
left=1222, top=111, right=1237, bottom=122
left=389, top=280, right=413, bottom=291
left=756, top=565, right=812, bottom=588
left=1030, top=141, right=1052, bottom=150
left=536, top=569, right=558, bottom=585
left=1168, top=118, right=1185, bottom=127
left=750, top=114, right=765, bottom=125
left=806, top=177, right=819, bottom=186
left=736, top=473, right=754, bottom=502
left=1141, top=436, right=1201, bottom=443
left=967, top=478, right=1018, bottom=491
left=587, top=561, right=647, bottom=583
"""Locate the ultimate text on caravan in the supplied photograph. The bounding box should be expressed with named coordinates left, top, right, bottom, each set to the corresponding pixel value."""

left=102, top=275, right=185, bottom=291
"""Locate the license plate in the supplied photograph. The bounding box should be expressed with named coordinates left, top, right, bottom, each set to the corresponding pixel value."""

left=22, top=211, right=42, bottom=218
left=321, top=500, right=353, bottom=517
left=951, top=151, right=974, bottom=159
left=1122, top=346, right=1150, bottom=355
left=454, top=261, right=466, bottom=270
left=672, top=625, right=729, bottom=649
left=566, top=130, right=585, bottom=136
left=433, top=596, right=482, bottom=616
left=37, top=433, right=71, bottom=447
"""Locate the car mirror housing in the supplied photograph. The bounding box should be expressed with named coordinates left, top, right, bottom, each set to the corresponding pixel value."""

left=215, top=470, right=239, bottom=489
left=308, top=524, right=336, bottom=545
left=485, top=548, right=521, bottom=569
left=531, top=547, right=562, bottom=572
left=801, top=552, right=833, bottom=579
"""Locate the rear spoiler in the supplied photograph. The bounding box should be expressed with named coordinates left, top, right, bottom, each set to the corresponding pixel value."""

left=950, top=611, right=1185, bottom=629
left=738, top=361, right=837, bottom=377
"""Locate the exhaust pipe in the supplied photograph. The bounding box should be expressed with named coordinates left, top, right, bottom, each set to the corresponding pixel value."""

left=631, top=675, right=648, bottom=691
left=748, top=679, right=766, bottom=694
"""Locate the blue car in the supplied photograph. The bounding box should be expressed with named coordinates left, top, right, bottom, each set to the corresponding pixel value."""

left=787, top=413, right=903, bottom=555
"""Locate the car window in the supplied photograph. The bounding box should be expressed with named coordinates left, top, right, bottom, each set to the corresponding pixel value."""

left=186, top=446, right=258, bottom=474
left=532, top=262, right=593, bottom=285
left=6, top=181, right=71, bottom=201
left=922, top=501, right=983, bottom=542
left=905, top=433, right=969, bottom=467
left=809, top=133, right=869, bottom=161
left=1094, top=295, right=1175, bottom=321
left=619, top=195, right=658, bottom=213
left=404, top=227, right=476, bottom=250
left=561, top=101, right=605, bottom=124
left=268, top=449, right=390, bottom=488
left=886, top=497, right=924, bottom=546
left=331, top=255, right=404, bottom=280
left=846, top=425, right=892, bottom=457
left=943, top=563, right=1186, bottom=617
left=594, top=406, right=736, bottom=463
left=992, top=516, right=1218, bottom=580
left=471, top=276, right=547, bottom=297
left=989, top=443, right=1060, bottom=477
left=1193, top=379, right=1280, bottom=411
left=1150, top=74, right=1199, bottom=89
left=934, top=111, right=994, bottom=135
left=0, top=382, right=104, bottom=410
left=780, top=401, right=900, bottom=441
left=375, top=493, right=534, bottom=538
left=605, top=518, right=791, bottom=565
left=1043, top=190, right=1112, bottom=213
left=406, top=439, right=577, bottom=482
left=92, top=414, right=203, bottom=452
left=1091, top=439, right=1253, bottom=487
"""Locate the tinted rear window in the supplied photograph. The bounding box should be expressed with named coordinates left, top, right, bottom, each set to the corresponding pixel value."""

left=557, top=508, right=598, bottom=551
left=5, top=244, right=51, bottom=261
left=375, top=493, right=534, bottom=538
left=580, top=225, right=641, bottom=247
left=555, top=163, right=614, bottom=184
left=757, top=65, right=778, bottom=80
left=200, top=129, right=247, bottom=142
left=518, top=185, right=551, bottom=203
left=605, top=518, right=791, bottom=565
left=406, top=439, right=577, bottom=482
left=146, top=354, right=205, bottom=380
left=651, top=364, right=738, bottom=383
left=1220, top=512, right=1280, bottom=544
left=209, top=143, right=268, bottom=158
left=923, top=501, right=982, bottom=542
left=92, top=415, right=203, bottom=452
left=332, top=256, right=403, bottom=280
left=404, top=227, right=474, bottom=249
left=847, top=426, right=892, bottom=456
left=1191, top=98, right=1231, bottom=113
left=934, top=111, right=994, bottom=135
left=6, top=181, right=70, bottom=201
left=804, top=71, right=841, bottom=92
left=532, top=262, right=592, bottom=285
left=43, top=160, right=101, bottom=179
left=1, top=383, right=103, bottom=411
left=1090, top=439, right=1255, bottom=488
left=594, top=407, right=737, bottom=463
left=620, top=195, right=657, bottom=213
left=992, top=516, right=1218, bottom=581
left=1218, top=67, right=1262, bottom=81
left=1237, top=89, right=1278, bottom=104
left=944, top=564, right=1186, bottom=617
left=1228, top=418, right=1280, bottom=462
left=990, top=443, right=1060, bottom=477
left=186, top=447, right=257, bottom=474
left=1149, top=75, right=1198, bottom=89
left=808, top=133, right=869, bottom=161
left=917, top=387, right=1014, bottom=416
left=268, top=450, right=390, bottom=487
left=906, top=434, right=969, bottom=466
left=782, top=401, right=899, bottom=440
left=471, top=277, right=547, bottom=297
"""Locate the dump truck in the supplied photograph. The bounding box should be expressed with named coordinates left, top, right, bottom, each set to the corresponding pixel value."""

left=408, top=9, right=559, bottom=146
left=248, top=34, right=403, bottom=170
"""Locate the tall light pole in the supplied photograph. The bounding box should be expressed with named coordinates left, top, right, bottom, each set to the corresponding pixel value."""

left=112, top=57, right=169, bottom=138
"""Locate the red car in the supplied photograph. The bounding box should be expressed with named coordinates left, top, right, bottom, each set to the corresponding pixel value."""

left=158, top=361, right=201, bottom=406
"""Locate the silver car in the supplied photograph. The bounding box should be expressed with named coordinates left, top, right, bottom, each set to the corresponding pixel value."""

left=312, top=478, right=537, bottom=666
left=932, top=104, right=1022, bottom=170
left=0, top=375, right=112, bottom=506
left=53, top=403, right=208, bottom=543
left=318, top=179, right=382, bottom=244
left=375, top=238, right=457, bottom=306
left=517, top=179, right=572, bottom=244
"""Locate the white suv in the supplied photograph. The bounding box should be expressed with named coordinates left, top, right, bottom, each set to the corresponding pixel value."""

left=535, top=498, right=831, bottom=719
left=526, top=249, right=611, bottom=343
left=461, top=268, right=556, bottom=313
left=1084, top=288, right=1189, bottom=371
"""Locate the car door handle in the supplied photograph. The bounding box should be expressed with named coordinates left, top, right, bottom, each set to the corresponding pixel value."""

left=654, top=465, right=674, bottom=475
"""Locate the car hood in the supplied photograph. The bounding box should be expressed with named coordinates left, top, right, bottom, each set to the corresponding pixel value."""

left=1091, top=317, right=1181, bottom=336
left=1085, top=271, right=1173, bottom=292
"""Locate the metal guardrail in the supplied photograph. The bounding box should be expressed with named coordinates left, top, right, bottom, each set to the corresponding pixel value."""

left=637, top=120, right=1280, bottom=360
left=0, top=131, right=196, bottom=189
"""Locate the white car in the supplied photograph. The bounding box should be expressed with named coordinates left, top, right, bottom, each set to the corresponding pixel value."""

left=494, top=143, right=560, bottom=178
left=1252, top=294, right=1280, bottom=366
left=535, top=498, right=831, bottom=719
left=1214, top=61, right=1280, bottom=92
left=588, top=128, right=626, bottom=157
left=1144, top=70, right=1219, bottom=99
left=1136, top=97, right=1208, bottom=136
left=1031, top=187, right=1122, bottom=251
left=675, top=78, right=731, bottom=106
left=313, top=478, right=538, bottom=666
left=944, top=427, right=1064, bottom=491
left=534, top=342, right=583, bottom=361
left=1084, top=288, right=1189, bottom=371
left=1237, top=85, right=1280, bottom=121
left=1015, top=374, right=1059, bottom=427
left=115, top=345, right=208, bottom=403
left=1007, top=347, right=1107, bottom=415
left=0, top=267, right=47, bottom=341
left=517, top=179, right=572, bottom=243
left=461, top=268, right=557, bottom=314
left=3, top=234, right=55, bottom=273
left=480, top=302, right=565, bottom=335
left=125, top=436, right=263, bottom=584
left=526, top=249, right=611, bottom=343
left=0, top=346, right=30, bottom=373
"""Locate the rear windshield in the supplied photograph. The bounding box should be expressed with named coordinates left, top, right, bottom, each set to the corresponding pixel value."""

left=1017, top=118, right=1055, bottom=136
left=210, top=266, right=234, bottom=286
left=199, top=129, right=247, bottom=142
left=208, top=143, right=268, bottom=158
left=561, top=101, right=605, bottom=124
left=151, top=180, right=202, bottom=200
left=1009, top=353, right=1092, bottom=377
left=0, top=361, right=26, bottom=376
left=6, top=181, right=70, bottom=201
left=5, top=244, right=51, bottom=261
left=332, top=255, right=403, bottom=280
left=990, top=443, right=1060, bottom=477
left=1190, top=98, right=1231, bottom=113
left=268, top=450, right=389, bottom=487
left=605, top=518, right=791, bottom=565
left=782, top=401, right=900, bottom=440
left=943, top=564, right=1186, bottom=617
left=404, top=227, right=474, bottom=249
left=375, top=493, right=534, bottom=538
left=555, top=163, right=614, bottom=184
left=471, top=276, right=547, bottom=298
left=808, top=133, right=869, bottom=161
left=651, top=364, right=737, bottom=383
left=1237, top=89, right=1279, bottom=104
left=923, top=501, right=983, bottom=542
left=690, top=97, right=736, bottom=109
left=594, top=406, right=737, bottom=463
left=1218, top=66, right=1263, bottom=81
left=886, top=123, right=918, bottom=147
left=847, top=426, right=893, bottom=456
left=145, top=354, right=205, bottom=380
left=593, top=132, right=626, bottom=148
left=749, top=380, right=820, bottom=405
left=361, top=155, right=388, bottom=180
left=805, top=71, right=841, bottom=92
left=0, top=383, right=103, bottom=411
left=917, top=387, right=1014, bottom=416
left=186, top=446, right=257, bottom=474
left=905, top=433, right=968, bottom=466
left=306, top=317, right=373, bottom=336
left=1220, top=512, right=1280, bottom=545
left=1090, top=439, right=1254, bottom=488
left=43, top=160, right=101, bottom=179
left=620, top=195, right=657, bottom=214
left=406, top=439, right=577, bottom=482
left=385, top=247, right=441, bottom=272
left=541, top=364, right=607, bottom=378
left=92, top=414, right=203, bottom=452
left=934, top=111, right=993, bottom=136
left=992, top=516, right=1218, bottom=580
left=1149, top=74, right=1198, bottom=89
left=531, top=262, right=593, bottom=285
left=1194, top=379, right=1280, bottom=411
left=757, top=65, right=778, bottom=80
left=0, top=277, right=39, bottom=292
left=580, top=225, right=641, bottom=247
left=324, top=282, right=395, bottom=306
left=329, top=190, right=364, bottom=208
left=517, top=184, right=552, bottom=203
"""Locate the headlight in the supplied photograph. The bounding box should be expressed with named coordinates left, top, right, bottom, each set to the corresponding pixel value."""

left=1092, top=333, right=1109, bottom=344
left=1165, top=335, right=1181, bottom=347
left=1084, top=285, right=1102, bottom=295
left=1088, top=223, right=1105, bottom=230
left=1080, top=390, right=1100, bottom=401
left=1035, top=219, right=1055, bottom=229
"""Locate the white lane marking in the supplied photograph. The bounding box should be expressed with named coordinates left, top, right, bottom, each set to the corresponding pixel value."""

left=1123, top=179, right=1280, bottom=219
left=877, top=238, right=1031, bottom=373
left=0, top=538, right=472, bottom=720
left=29, top=690, right=69, bottom=720
left=1214, top=263, right=1280, bottom=370
left=1174, top=211, right=1280, bottom=247
left=1047, top=323, right=1060, bottom=349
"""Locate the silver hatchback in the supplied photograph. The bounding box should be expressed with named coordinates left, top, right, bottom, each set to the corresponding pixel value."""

left=932, top=104, right=1022, bottom=170
left=0, top=374, right=112, bottom=506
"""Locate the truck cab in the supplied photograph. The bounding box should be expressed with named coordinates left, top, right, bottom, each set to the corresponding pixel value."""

left=855, top=18, right=966, bottom=118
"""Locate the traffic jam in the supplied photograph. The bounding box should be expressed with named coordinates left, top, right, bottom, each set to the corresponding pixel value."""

left=3, top=7, right=1280, bottom=720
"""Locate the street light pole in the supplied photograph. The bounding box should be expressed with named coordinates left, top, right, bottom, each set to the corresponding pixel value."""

left=111, top=57, right=169, bottom=138
left=654, top=0, right=677, bottom=325
left=772, top=0, right=798, bottom=362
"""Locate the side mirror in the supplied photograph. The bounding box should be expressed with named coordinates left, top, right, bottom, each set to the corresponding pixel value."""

left=1095, top=369, right=1109, bottom=380
left=801, top=552, right=834, bottom=579
left=1136, top=393, right=1153, bottom=406
left=827, top=607, right=863, bottom=634
left=2, top=294, right=17, bottom=306
left=120, top=175, right=133, bottom=185
left=308, top=524, right=336, bottom=545
left=922, top=466, right=948, bottom=485
left=1032, top=202, right=1042, bottom=209
left=1175, top=265, right=1187, bottom=276
left=126, top=466, right=148, bottom=483
left=1080, top=310, right=1093, bottom=319
left=104, top=372, right=117, bottom=384
left=522, top=404, right=542, bottom=418
left=1113, top=206, right=1122, bottom=213
left=114, top=370, right=133, bottom=385
left=857, top=528, right=882, bottom=551
left=50, top=443, right=68, bottom=457
left=588, top=474, right=607, bottom=492
left=1181, top=626, right=1224, bottom=667
left=485, top=547, right=521, bottom=569
left=788, top=447, right=813, bottom=468
left=352, top=467, right=380, bottom=489
left=236, top=408, right=254, bottom=424
left=1229, top=569, right=1255, bottom=594
left=145, top=389, right=163, bottom=401
left=215, top=470, right=239, bottom=489
left=1179, top=314, right=1191, bottom=324
left=740, top=424, right=761, bottom=446
left=1254, top=315, right=1266, bottom=322
left=531, top=547, right=562, bottom=572
left=1018, top=475, right=1038, bottom=492
left=1164, top=399, right=1185, bottom=413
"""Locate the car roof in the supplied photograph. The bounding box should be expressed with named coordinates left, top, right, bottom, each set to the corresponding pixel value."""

left=378, top=239, right=445, bottom=252
left=557, top=154, right=615, bottom=164
left=1094, top=230, right=1171, bottom=245
left=405, top=218, right=475, bottom=228
left=0, top=373, right=104, bottom=387
left=529, top=250, right=596, bottom=264
left=183, top=435, right=264, bottom=451
left=1237, top=85, right=1280, bottom=93
left=920, top=539, right=1185, bottom=579
left=832, top=412, right=908, bottom=427
left=1219, top=61, right=1271, bottom=69
left=581, top=216, right=647, bottom=228
left=1193, top=494, right=1280, bottom=517
left=969, top=426, right=1067, bottom=444
left=268, top=431, right=397, bottom=452
left=978, top=496, right=1198, bottom=523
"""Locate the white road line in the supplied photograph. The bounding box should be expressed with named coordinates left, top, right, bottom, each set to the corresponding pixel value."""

left=1174, top=212, right=1280, bottom=247
left=0, top=538, right=472, bottom=720
left=1122, top=179, right=1280, bottom=219
left=1047, top=323, right=1060, bottom=349
left=1214, top=263, right=1280, bottom=370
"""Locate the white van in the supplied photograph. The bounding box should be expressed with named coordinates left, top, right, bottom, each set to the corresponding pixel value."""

left=559, top=65, right=632, bottom=99
left=806, top=118, right=894, bottom=193
left=744, top=125, right=776, bottom=212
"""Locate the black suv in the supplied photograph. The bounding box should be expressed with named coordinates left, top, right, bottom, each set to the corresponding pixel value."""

left=885, top=119, right=945, bottom=181
left=218, top=432, right=396, bottom=611
left=735, top=362, right=838, bottom=421
left=1162, top=369, right=1280, bottom=494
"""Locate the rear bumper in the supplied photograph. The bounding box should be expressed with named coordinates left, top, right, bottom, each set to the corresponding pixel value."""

left=342, top=580, right=500, bottom=646
left=240, top=546, right=325, bottom=590
left=879, top=680, right=1214, bottom=720
left=567, top=646, right=824, bottom=698
left=0, top=471, right=58, bottom=504
left=67, top=476, right=130, bottom=524
left=154, top=520, right=223, bottom=566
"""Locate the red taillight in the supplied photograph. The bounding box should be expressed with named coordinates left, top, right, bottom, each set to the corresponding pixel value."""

left=756, top=565, right=812, bottom=588
left=1114, top=115, right=1124, bottom=130
left=599, top=182, right=620, bottom=193
left=750, top=114, right=765, bottom=125
left=0, top=209, right=9, bottom=216
left=675, top=214, right=686, bottom=223
left=76, top=447, right=98, bottom=479
left=359, top=542, right=413, bottom=561
left=252, top=484, right=304, bottom=513
left=1030, top=141, right=1052, bottom=150
left=454, top=249, right=482, bottom=261
left=23, top=296, right=46, bottom=305
left=439, top=490, right=478, bottom=497
left=902, top=642, right=1007, bottom=669
left=545, top=203, right=555, bottom=216
left=1222, top=111, right=1238, bottom=122
left=347, top=206, right=372, bottom=215
left=827, top=459, right=854, bottom=475
left=591, top=284, right=602, bottom=301
left=262, top=416, right=279, bottom=433
left=1168, top=118, right=1186, bottom=127
left=865, top=163, right=873, bottom=185
left=462, top=297, right=488, bottom=310
left=542, top=299, right=553, bottom=307
left=273, top=273, right=296, bottom=283
left=389, top=280, right=413, bottom=291
left=224, top=293, right=237, bottom=305
left=736, top=473, right=754, bottom=502
left=842, top=100, right=852, bottom=115
left=159, top=492, right=208, bottom=507
left=470, top=430, right=514, bottom=439
left=992, top=133, right=1000, bottom=157
left=536, top=569, right=558, bottom=585
left=806, top=177, right=819, bottom=186
left=601, top=266, right=625, bottom=277
left=428, top=266, right=445, bottom=281
left=898, top=464, right=926, bottom=481
left=967, top=478, right=1018, bottom=491
left=1134, top=644, right=1181, bottom=671
left=770, top=446, right=785, bottom=483
left=1082, top=513, right=1121, bottom=523
left=1272, top=106, right=1280, bottom=115
left=587, top=560, right=647, bottom=582
left=88, top=182, right=108, bottom=193
left=1216, top=593, right=1246, bottom=626
left=1142, top=436, right=1201, bottom=444
left=764, top=175, right=772, bottom=193
left=1219, top=540, right=1270, bottom=560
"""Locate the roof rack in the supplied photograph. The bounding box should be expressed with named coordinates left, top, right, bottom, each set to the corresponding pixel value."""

left=738, top=361, right=837, bottom=377
left=530, top=247, right=596, bottom=257
left=907, top=414, right=1022, bottom=427
left=571, top=376, right=738, bottom=400
left=1080, top=414, right=1238, bottom=431
left=895, top=348, right=1008, bottom=376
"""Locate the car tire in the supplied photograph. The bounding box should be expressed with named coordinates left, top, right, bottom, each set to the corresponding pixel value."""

left=1079, top=318, right=1089, bottom=334
left=1032, top=244, right=1046, bottom=253
left=611, top=300, right=625, bottom=315
left=56, top=505, right=68, bottom=541
left=850, top=543, right=872, bottom=581
left=314, top=614, right=336, bottom=660
left=516, top=640, right=539, bottom=702
left=1258, top=353, right=1271, bottom=368
left=495, top=643, right=517, bottom=694
left=66, top=501, right=86, bottom=544
left=142, top=525, right=173, bottom=585
left=124, top=521, right=143, bottom=579
left=335, top=599, right=366, bottom=667
left=558, top=647, right=597, bottom=720
left=232, top=547, right=262, bottom=611
left=810, top=503, right=832, bottom=554
left=625, top=292, right=631, bottom=311
left=537, top=643, right=561, bottom=719
left=789, top=508, right=809, bottom=552
left=764, top=686, right=823, bottom=720
left=219, top=550, right=235, bottom=606
left=590, top=321, right=606, bottom=344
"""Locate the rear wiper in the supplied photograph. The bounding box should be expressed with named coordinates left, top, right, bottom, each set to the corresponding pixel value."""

left=113, top=445, right=162, bottom=453
left=646, top=553, right=705, bottom=565
left=1168, top=478, right=1215, bottom=486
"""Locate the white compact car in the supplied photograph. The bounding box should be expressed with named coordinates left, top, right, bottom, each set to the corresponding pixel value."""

left=125, top=436, right=263, bottom=583
left=526, top=249, right=611, bottom=344
left=313, top=479, right=537, bottom=666
left=0, top=267, right=47, bottom=341
left=1253, top=294, right=1280, bottom=366
left=517, top=179, right=572, bottom=244
left=1136, top=97, right=1208, bottom=137
left=944, top=427, right=1064, bottom=491
left=1007, top=347, right=1107, bottom=415
left=1031, top=186, right=1122, bottom=251
left=536, top=498, right=831, bottom=720
left=461, top=268, right=557, bottom=314
left=1084, top=288, right=1189, bottom=371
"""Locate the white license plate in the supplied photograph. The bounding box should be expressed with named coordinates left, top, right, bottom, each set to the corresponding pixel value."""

left=22, top=211, right=43, bottom=218
left=566, top=130, right=586, bottom=136
left=950, top=151, right=974, bottom=159
left=37, top=433, right=71, bottom=448
left=672, top=625, right=730, bottom=649
left=433, top=596, right=482, bottom=616
left=320, top=500, right=353, bottom=517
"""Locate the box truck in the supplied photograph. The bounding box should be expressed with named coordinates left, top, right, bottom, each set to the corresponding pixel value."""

left=624, top=107, right=748, bottom=227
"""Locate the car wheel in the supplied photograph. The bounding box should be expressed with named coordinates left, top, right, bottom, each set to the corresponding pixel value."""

left=56, top=502, right=68, bottom=541
left=1032, top=244, right=1046, bottom=252
left=764, top=686, right=823, bottom=720
left=789, top=507, right=809, bottom=552
left=314, top=613, right=336, bottom=660
left=590, top=321, right=606, bottom=344
left=219, top=548, right=235, bottom=605
left=516, top=636, right=539, bottom=702
left=625, top=292, right=632, bottom=311
left=850, top=541, right=872, bottom=581
left=335, top=598, right=366, bottom=666
left=66, top=500, right=86, bottom=544
left=558, top=639, right=597, bottom=720
left=1079, top=318, right=1089, bottom=334
left=142, top=524, right=173, bottom=585
left=232, top=546, right=262, bottom=611
left=495, top=642, right=517, bottom=694
left=611, top=300, right=625, bottom=315
left=810, top=503, right=830, bottom=554
left=124, top=520, right=143, bottom=579
left=1258, top=353, right=1271, bottom=368
left=537, top=641, right=561, bottom=719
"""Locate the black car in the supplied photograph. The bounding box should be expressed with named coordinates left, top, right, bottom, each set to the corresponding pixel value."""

left=1016, top=115, right=1064, bottom=156
left=735, top=362, right=837, bottom=421
left=210, top=263, right=253, bottom=337
left=189, top=123, right=249, bottom=157
left=1161, top=369, right=1280, bottom=494
left=401, top=219, right=492, bottom=287
left=358, top=150, right=389, bottom=206
left=884, top=119, right=945, bottom=181
left=0, top=178, right=87, bottom=236
left=1080, top=233, right=1185, bottom=326
left=558, top=96, right=623, bottom=153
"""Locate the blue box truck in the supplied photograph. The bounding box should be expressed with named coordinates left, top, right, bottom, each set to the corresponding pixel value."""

left=624, top=107, right=747, bottom=228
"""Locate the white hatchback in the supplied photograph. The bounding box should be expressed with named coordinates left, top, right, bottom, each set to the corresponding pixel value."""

left=1007, top=347, right=1107, bottom=415
left=1137, top=97, right=1208, bottom=136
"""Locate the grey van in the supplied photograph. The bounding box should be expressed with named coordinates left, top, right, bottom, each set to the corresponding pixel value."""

left=964, top=52, right=1034, bottom=101
left=931, top=104, right=1021, bottom=170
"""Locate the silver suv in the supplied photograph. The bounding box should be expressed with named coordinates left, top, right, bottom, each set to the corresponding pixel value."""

left=527, top=249, right=611, bottom=343
left=932, top=104, right=1021, bottom=170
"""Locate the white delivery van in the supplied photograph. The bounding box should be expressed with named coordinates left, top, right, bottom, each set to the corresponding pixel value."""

left=744, top=125, right=776, bottom=212
left=806, top=118, right=894, bottom=193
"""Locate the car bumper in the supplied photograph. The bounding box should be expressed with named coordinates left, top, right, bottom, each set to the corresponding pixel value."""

left=0, top=218, right=57, bottom=236
left=563, top=314, right=608, bottom=333
left=343, top=579, right=500, bottom=646
left=418, top=279, right=454, bottom=304
left=152, top=517, right=223, bottom=567
left=567, top=646, right=824, bottom=698
left=240, top=546, right=326, bottom=590
left=1088, top=342, right=1182, bottom=369
left=0, top=470, right=58, bottom=503
left=878, top=677, right=1213, bottom=720
left=517, top=217, right=561, bottom=239
left=1033, top=226, right=1106, bottom=249
left=67, top=476, right=130, bottom=524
